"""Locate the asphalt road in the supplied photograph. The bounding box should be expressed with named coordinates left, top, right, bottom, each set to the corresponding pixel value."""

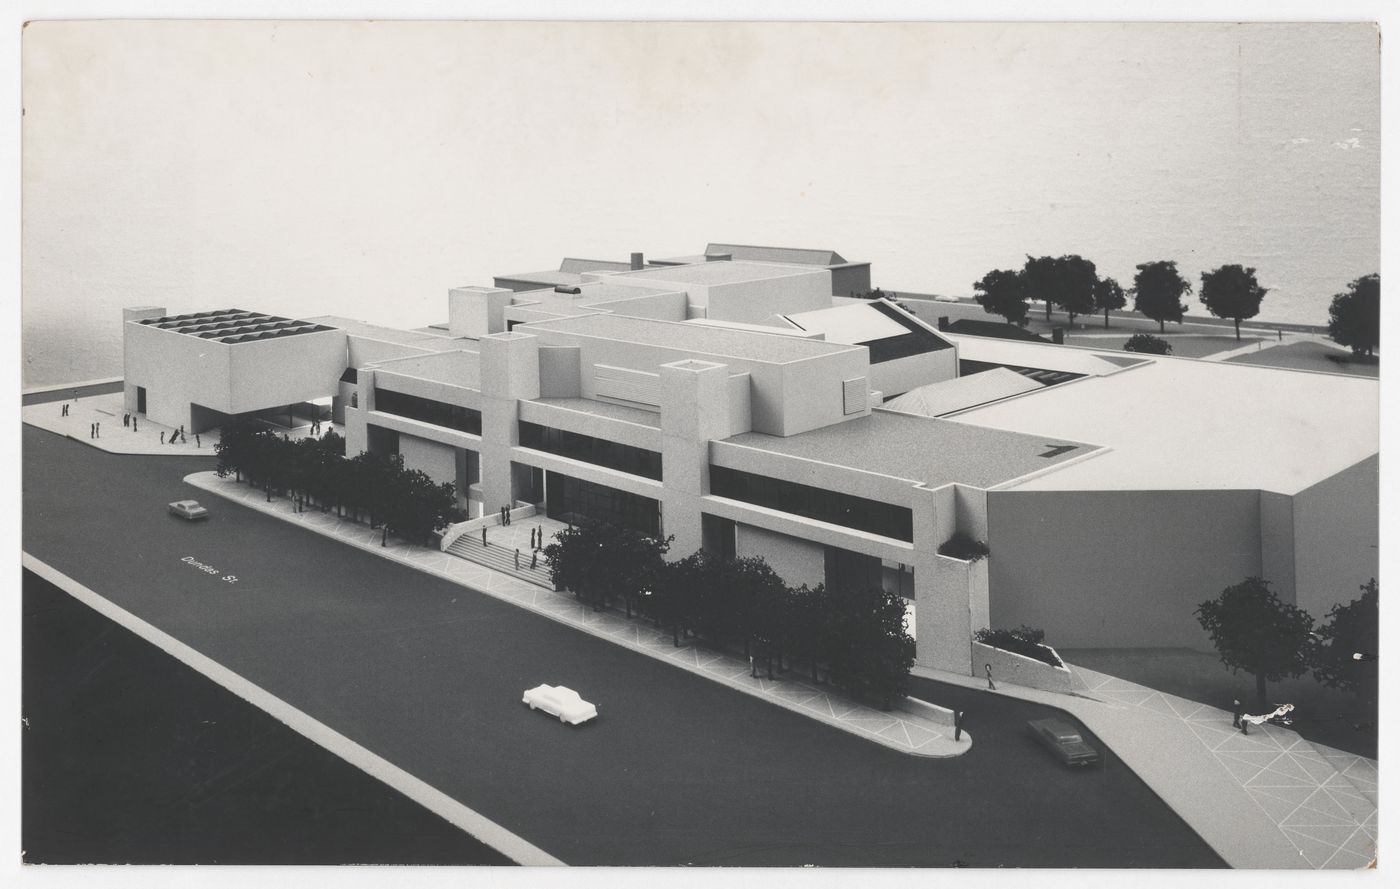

left=22, top=568, right=512, bottom=865
left=22, top=424, right=1224, bottom=867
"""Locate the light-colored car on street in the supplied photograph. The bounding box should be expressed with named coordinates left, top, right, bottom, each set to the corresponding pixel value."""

left=1027, top=717, right=1100, bottom=767
left=168, top=499, right=210, bottom=521
left=523, top=684, right=598, bottom=725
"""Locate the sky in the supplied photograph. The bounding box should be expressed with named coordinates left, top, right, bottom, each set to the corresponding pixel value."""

left=20, top=20, right=1381, bottom=385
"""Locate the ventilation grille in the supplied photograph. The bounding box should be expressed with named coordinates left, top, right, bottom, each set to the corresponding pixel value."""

left=594, top=364, right=661, bottom=408
left=842, top=377, right=868, bottom=415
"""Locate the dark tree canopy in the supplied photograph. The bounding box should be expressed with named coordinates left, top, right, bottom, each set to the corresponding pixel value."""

left=1327, top=273, right=1380, bottom=357
left=1093, top=276, right=1126, bottom=328
left=1132, top=261, right=1192, bottom=332
left=1022, top=255, right=1098, bottom=325
left=972, top=268, right=1029, bottom=326
left=544, top=519, right=670, bottom=613
left=1199, top=264, right=1268, bottom=340
left=1312, top=579, right=1378, bottom=700
left=1195, top=577, right=1315, bottom=705
left=1123, top=333, right=1172, bottom=355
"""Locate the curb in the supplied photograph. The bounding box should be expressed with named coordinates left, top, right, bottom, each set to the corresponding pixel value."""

left=185, top=471, right=972, bottom=760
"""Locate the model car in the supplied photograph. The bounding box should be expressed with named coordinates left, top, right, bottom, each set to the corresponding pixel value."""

left=1027, top=717, right=1100, bottom=767
left=522, top=684, right=598, bottom=725
left=168, top=499, right=210, bottom=521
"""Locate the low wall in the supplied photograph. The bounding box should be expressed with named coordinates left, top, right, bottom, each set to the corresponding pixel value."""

left=439, top=504, right=537, bottom=550
left=898, top=695, right=956, bottom=727
left=972, top=640, right=1073, bottom=694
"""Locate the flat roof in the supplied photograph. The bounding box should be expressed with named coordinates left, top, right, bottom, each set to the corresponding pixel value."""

left=370, top=349, right=480, bottom=389
left=723, top=409, right=1096, bottom=491
left=307, top=316, right=473, bottom=352
left=518, top=312, right=862, bottom=364
left=136, top=308, right=338, bottom=343
left=514, top=281, right=681, bottom=306
left=613, top=260, right=824, bottom=287
left=529, top=397, right=660, bottom=428
left=954, top=356, right=1378, bottom=494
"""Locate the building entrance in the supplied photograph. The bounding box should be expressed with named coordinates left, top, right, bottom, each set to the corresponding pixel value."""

left=543, top=470, right=660, bottom=537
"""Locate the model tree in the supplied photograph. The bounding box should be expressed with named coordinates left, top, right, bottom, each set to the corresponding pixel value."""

left=545, top=519, right=668, bottom=613
left=1093, top=276, right=1126, bottom=328
left=972, top=268, right=1029, bottom=326
left=1195, top=577, right=1315, bottom=705
left=823, top=584, right=916, bottom=710
left=1326, top=273, right=1380, bottom=357
left=1022, top=255, right=1098, bottom=326
left=1132, top=260, right=1192, bottom=332
left=1200, top=264, right=1268, bottom=341
left=1123, top=333, right=1173, bottom=355
left=1311, top=579, right=1378, bottom=702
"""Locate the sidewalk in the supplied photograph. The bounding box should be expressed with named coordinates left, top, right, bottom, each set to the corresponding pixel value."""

left=917, top=665, right=1377, bottom=869
left=21, top=392, right=220, bottom=456
left=186, top=471, right=973, bottom=759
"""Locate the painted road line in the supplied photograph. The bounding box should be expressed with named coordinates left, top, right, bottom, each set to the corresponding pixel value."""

left=21, top=552, right=565, bottom=867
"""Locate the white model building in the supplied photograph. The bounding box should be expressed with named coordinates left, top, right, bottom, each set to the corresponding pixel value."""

left=121, top=246, right=1378, bottom=675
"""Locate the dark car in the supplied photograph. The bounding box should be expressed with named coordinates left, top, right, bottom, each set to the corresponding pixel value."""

left=1027, top=717, right=1100, bottom=767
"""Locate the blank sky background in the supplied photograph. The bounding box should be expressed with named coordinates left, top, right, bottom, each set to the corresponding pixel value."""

left=20, top=20, right=1380, bottom=385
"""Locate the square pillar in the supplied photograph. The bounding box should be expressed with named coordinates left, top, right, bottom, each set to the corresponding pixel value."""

left=449, top=286, right=513, bottom=339
left=479, top=332, right=540, bottom=511
left=659, top=359, right=730, bottom=558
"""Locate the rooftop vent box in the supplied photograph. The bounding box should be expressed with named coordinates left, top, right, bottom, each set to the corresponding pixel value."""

left=554, top=285, right=583, bottom=295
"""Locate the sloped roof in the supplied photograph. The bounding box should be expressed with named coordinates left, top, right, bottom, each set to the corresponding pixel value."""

left=883, top=368, right=1044, bottom=417
left=705, top=243, right=847, bottom=266
left=558, top=258, right=633, bottom=274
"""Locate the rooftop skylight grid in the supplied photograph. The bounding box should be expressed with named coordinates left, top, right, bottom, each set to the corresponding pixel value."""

left=137, top=308, right=336, bottom=343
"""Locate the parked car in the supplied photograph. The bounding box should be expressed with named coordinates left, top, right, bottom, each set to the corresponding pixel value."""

left=1027, top=717, right=1100, bottom=767
left=168, top=499, right=209, bottom=521
left=522, top=684, right=597, bottom=725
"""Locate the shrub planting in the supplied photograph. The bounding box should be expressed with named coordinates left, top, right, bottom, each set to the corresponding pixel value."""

left=974, top=626, right=1062, bottom=667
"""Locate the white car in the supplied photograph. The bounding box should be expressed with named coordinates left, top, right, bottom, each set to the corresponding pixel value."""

left=522, top=684, right=598, bottom=725
left=168, top=499, right=209, bottom=521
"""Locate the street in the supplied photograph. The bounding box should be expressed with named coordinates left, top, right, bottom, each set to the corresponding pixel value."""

left=22, top=422, right=1223, bottom=867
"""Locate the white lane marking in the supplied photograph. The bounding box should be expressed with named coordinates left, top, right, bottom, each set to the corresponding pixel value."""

left=22, top=552, right=563, bottom=867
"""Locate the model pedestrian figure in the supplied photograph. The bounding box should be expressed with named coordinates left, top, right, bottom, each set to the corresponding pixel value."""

left=95, top=422, right=100, bottom=438
left=514, top=548, right=520, bottom=570
left=159, top=431, right=165, bottom=445
left=529, top=552, right=537, bottom=570
left=482, top=526, right=488, bottom=547
left=196, top=433, right=201, bottom=448
left=985, top=663, right=996, bottom=691
left=1231, top=699, right=1243, bottom=729
left=132, top=417, right=138, bottom=432
left=89, top=423, right=94, bottom=439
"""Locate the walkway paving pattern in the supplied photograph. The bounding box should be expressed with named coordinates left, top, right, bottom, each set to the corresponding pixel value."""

left=186, top=471, right=972, bottom=759
left=1072, top=668, right=1379, bottom=870
left=919, top=664, right=1378, bottom=869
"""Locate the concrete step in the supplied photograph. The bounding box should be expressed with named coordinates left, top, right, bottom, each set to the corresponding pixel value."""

left=446, top=537, right=554, bottom=589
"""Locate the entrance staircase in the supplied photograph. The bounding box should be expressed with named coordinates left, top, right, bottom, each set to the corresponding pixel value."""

left=446, top=534, right=556, bottom=589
